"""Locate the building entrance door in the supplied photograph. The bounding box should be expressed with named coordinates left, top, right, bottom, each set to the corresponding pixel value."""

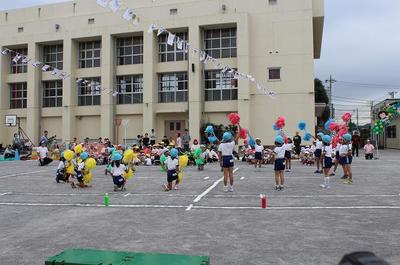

left=165, top=120, right=186, bottom=142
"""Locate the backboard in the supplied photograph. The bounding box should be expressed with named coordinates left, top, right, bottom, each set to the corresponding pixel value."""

left=4, top=115, right=17, bottom=127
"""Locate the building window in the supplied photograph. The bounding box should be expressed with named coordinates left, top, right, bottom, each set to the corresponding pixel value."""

left=158, top=32, right=188, bottom=62
left=116, top=75, right=143, bottom=104
left=268, top=67, right=281, bottom=80
left=159, top=72, right=188, bottom=103
left=170, top=8, right=178, bottom=15
left=204, top=28, right=237, bottom=59
left=78, top=77, right=101, bottom=106
left=387, top=125, right=397, bottom=138
left=269, top=0, right=278, bottom=5
left=117, top=36, right=143, bottom=65
left=9, top=83, right=27, bottom=109
left=43, top=44, right=63, bottom=70
left=42, top=80, right=63, bottom=108
left=204, top=70, right=238, bottom=101
left=11, top=48, right=28, bottom=74
left=79, top=41, right=101, bottom=68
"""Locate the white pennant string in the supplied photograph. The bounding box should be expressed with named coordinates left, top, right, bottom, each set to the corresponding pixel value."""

left=1, top=49, right=10, bottom=55
left=51, top=68, right=61, bottom=76
left=96, top=0, right=110, bottom=8
left=157, top=27, right=165, bottom=36
left=31, top=61, right=41, bottom=67
left=21, top=57, right=31, bottom=64
left=41, top=65, right=51, bottom=72
left=199, top=51, right=206, bottom=62
left=122, top=8, right=135, bottom=21
left=167, top=32, right=175, bottom=46
left=108, top=0, right=120, bottom=13
left=176, top=38, right=183, bottom=50
left=148, top=24, right=157, bottom=33
left=12, top=55, right=22, bottom=63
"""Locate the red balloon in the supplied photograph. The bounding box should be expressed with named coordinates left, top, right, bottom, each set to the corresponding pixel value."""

left=227, top=113, right=241, bottom=125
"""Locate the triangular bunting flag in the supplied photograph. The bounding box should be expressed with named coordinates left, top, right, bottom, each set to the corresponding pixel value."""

left=109, top=0, right=120, bottom=13
left=96, top=0, right=110, bottom=7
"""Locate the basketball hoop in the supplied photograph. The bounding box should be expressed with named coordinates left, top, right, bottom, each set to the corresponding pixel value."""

left=5, top=115, right=17, bottom=127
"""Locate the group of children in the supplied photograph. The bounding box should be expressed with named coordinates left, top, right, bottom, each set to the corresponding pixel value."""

left=53, top=129, right=354, bottom=193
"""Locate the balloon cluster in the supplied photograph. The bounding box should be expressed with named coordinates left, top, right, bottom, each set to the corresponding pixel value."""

left=272, top=116, right=288, bottom=143
left=63, top=144, right=97, bottom=185
left=372, top=102, right=400, bottom=135
left=297, top=120, right=312, bottom=141
left=324, top=112, right=352, bottom=148
left=204, top=125, right=218, bottom=144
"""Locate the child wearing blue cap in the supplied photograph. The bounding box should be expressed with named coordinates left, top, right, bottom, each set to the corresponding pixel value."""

left=218, top=130, right=240, bottom=192
left=320, top=135, right=333, bottom=189
left=163, top=148, right=180, bottom=191
left=110, top=152, right=129, bottom=191
left=339, top=134, right=353, bottom=184
left=71, top=152, right=89, bottom=188
left=273, top=135, right=286, bottom=191
left=312, top=133, right=324, bottom=174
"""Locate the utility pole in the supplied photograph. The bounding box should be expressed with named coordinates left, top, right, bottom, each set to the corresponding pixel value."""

left=356, top=108, right=359, bottom=128
left=325, top=75, right=336, bottom=118
left=388, top=91, right=397, bottom=99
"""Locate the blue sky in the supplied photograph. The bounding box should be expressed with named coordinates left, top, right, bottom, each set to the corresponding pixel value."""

left=2, top=0, right=399, bottom=123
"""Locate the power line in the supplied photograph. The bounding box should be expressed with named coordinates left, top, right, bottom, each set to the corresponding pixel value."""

left=336, top=80, right=400, bottom=88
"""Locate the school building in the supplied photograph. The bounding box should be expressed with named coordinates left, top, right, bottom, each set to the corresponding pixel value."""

left=0, top=0, right=324, bottom=146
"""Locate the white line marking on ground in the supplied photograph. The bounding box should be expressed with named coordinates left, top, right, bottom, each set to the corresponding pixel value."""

left=193, top=205, right=400, bottom=210
left=203, top=176, right=210, bottom=180
left=192, top=167, right=239, bottom=204
left=0, top=202, right=399, bottom=211
left=208, top=194, right=400, bottom=199
left=185, top=204, right=193, bottom=211
left=240, top=177, right=245, bottom=180
left=0, top=202, right=186, bottom=209
left=1, top=192, right=196, bottom=198
left=0, top=170, right=50, bottom=180
left=0, top=192, right=12, bottom=196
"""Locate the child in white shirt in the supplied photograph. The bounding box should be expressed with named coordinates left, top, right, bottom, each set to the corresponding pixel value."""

left=254, top=138, right=264, bottom=168
left=163, top=148, right=180, bottom=191
left=273, top=136, right=286, bottom=191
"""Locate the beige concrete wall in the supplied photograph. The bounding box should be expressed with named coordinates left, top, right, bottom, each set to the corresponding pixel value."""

left=115, top=115, right=143, bottom=143
left=0, top=0, right=323, bottom=145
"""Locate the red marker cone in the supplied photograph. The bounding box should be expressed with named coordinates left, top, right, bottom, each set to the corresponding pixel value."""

left=260, top=194, right=267, bottom=208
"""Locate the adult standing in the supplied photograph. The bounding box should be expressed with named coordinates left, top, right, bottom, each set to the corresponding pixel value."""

left=150, top=129, right=156, bottom=146
left=352, top=131, right=361, bottom=157
left=293, top=132, right=302, bottom=155
left=12, top=133, right=22, bottom=153
left=39, top=130, right=49, bottom=146
left=363, top=140, right=375, bottom=160
left=37, top=142, right=53, bottom=166
left=182, top=129, right=191, bottom=152
left=176, top=133, right=182, bottom=150
left=142, top=133, right=150, bottom=147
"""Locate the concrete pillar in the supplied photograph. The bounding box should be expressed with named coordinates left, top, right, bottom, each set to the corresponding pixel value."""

left=0, top=46, right=9, bottom=144
left=26, top=42, right=41, bottom=144
left=101, top=34, right=115, bottom=141
left=237, top=16, right=251, bottom=131
left=188, top=24, right=202, bottom=141
left=62, top=38, right=77, bottom=143
left=143, top=31, right=157, bottom=136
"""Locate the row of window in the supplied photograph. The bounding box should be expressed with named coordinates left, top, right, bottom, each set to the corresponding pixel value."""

left=8, top=70, right=238, bottom=108
left=9, top=28, right=237, bottom=74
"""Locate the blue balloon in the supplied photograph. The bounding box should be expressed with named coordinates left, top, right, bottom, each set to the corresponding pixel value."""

left=298, top=121, right=307, bottom=131
left=324, top=119, right=334, bottom=131
left=248, top=137, right=256, bottom=146
left=204, top=125, right=214, bottom=134
left=112, top=152, right=122, bottom=161
left=208, top=136, right=218, bottom=143
left=272, top=124, right=280, bottom=131
left=80, top=152, right=89, bottom=160
left=303, top=133, right=312, bottom=141
left=275, top=135, right=284, bottom=144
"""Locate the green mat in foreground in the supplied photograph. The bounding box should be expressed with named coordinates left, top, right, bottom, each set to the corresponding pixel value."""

left=45, top=248, right=210, bottom=265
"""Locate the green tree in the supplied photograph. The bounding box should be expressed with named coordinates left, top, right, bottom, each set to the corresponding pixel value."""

left=315, top=78, right=329, bottom=104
